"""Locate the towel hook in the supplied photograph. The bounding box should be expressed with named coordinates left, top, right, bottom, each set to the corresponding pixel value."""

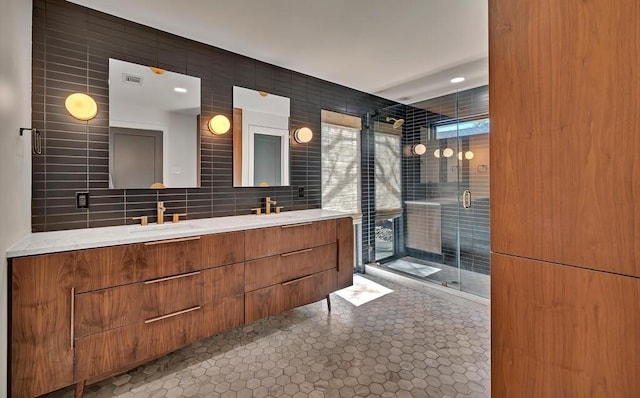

left=20, top=127, right=43, bottom=155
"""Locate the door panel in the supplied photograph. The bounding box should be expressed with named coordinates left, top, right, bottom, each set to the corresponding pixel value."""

left=492, top=253, right=640, bottom=397
left=11, top=255, right=75, bottom=397
left=490, top=0, right=640, bottom=277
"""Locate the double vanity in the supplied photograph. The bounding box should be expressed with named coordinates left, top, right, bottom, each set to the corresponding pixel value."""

left=8, top=209, right=355, bottom=398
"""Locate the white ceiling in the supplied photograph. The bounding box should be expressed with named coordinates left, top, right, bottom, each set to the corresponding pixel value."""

left=69, top=0, right=488, bottom=104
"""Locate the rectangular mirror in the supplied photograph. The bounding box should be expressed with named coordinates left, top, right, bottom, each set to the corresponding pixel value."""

left=108, top=58, right=201, bottom=189
left=233, top=86, right=290, bottom=187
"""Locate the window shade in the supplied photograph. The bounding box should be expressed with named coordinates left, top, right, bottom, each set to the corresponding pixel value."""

left=321, top=123, right=361, bottom=213
left=374, top=131, right=402, bottom=218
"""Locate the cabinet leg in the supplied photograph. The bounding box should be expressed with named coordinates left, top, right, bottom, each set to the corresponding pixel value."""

left=326, top=294, right=331, bottom=312
left=74, top=380, right=86, bottom=398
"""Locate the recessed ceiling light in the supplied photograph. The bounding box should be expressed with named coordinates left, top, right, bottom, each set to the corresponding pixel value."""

left=450, top=77, right=465, bottom=84
left=174, top=87, right=187, bottom=93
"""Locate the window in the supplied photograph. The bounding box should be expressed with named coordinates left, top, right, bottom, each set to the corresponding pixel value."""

left=435, top=118, right=490, bottom=139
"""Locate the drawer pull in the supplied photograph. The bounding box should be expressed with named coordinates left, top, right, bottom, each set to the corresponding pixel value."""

left=282, top=274, right=315, bottom=286
left=143, top=236, right=201, bottom=246
left=281, top=248, right=312, bottom=257
left=144, top=306, right=201, bottom=324
left=70, top=287, right=75, bottom=350
left=144, top=271, right=201, bottom=284
left=281, top=222, right=312, bottom=229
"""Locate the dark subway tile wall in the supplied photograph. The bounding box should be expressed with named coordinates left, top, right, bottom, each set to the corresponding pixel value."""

left=32, top=0, right=395, bottom=232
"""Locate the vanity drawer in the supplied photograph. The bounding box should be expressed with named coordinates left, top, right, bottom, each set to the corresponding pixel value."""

left=73, top=245, right=142, bottom=293
left=201, top=231, right=245, bottom=268
left=245, top=243, right=337, bottom=292
left=136, top=236, right=203, bottom=281
left=75, top=270, right=203, bottom=338
left=245, top=269, right=336, bottom=323
left=200, top=294, right=245, bottom=338
left=245, top=219, right=336, bottom=260
left=203, top=262, right=245, bottom=302
left=75, top=236, right=202, bottom=293
left=75, top=303, right=203, bottom=381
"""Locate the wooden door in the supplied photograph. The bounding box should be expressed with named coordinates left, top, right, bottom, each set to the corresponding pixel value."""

left=490, top=0, right=640, bottom=277
left=11, top=255, right=74, bottom=397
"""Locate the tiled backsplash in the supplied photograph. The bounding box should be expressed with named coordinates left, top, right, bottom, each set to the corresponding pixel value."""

left=32, top=0, right=395, bottom=232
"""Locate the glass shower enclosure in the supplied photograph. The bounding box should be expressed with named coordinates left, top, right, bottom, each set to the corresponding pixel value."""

left=363, top=86, right=490, bottom=298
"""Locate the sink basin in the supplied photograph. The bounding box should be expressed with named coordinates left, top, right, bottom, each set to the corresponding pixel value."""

left=128, top=222, right=198, bottom=233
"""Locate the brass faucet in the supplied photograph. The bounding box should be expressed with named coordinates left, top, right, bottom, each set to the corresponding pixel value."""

left=172, top=213, right=187, bottom=223
left=132, top=215, right=148, bottom=226
left=265, top=197, right=277, bottom=215
left=157, top=201, right=166, bottom=224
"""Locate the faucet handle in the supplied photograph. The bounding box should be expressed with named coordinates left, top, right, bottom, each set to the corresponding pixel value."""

left=251, top=207, right=262, bottom=215
left=275, top=206, right=284, bottom=214
left=132, top=216, right=148, bottom=226
left=172, top=213, right=187, bottom=223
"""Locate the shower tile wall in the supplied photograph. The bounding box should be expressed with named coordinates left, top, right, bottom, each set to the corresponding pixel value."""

left=403, top=86, right=490, bottom=275
left=32, top=0, right=396, bottom=232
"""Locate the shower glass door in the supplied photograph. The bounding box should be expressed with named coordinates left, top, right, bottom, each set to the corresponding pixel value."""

left=415, top=87, right=490, bottom=297
left=367, top=87, right=490, bottom=298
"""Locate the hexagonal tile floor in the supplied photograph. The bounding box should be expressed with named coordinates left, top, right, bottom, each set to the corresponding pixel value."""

left=46, top=274, right=490, bottom=398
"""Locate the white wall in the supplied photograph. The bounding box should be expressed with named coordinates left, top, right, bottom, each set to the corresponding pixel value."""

left=0, top=0, right=33, bottom=395
left=166, top=111, right=197, bottom=187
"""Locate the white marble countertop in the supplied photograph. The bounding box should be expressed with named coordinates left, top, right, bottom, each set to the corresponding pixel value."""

left=7, top=209, right=354, bottom=258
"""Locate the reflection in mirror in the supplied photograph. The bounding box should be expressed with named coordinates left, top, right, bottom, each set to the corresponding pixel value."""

left=233, top=86, right=290, bottom=187
left=108, top=59, right=201, bottom=189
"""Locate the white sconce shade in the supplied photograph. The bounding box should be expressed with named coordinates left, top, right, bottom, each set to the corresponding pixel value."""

left=442, top=148, right=454, bottom=158
left=433, top=149, right=441, bottom=158
left=458, top=151, right=463, bottom=160
left=465, top=150, right=474, bottom=160
left=208, top=115, right=230, bottom=135
left=65, top=93, right=97, bottom=121
left=293, top=127, right=313, bottom=143
left=412, top=144, right=427, bottom=155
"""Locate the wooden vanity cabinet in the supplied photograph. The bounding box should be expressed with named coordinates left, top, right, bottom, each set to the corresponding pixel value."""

left=10, top=217, right=354, bottom=397
left=245, top=218, right=354, bottom=323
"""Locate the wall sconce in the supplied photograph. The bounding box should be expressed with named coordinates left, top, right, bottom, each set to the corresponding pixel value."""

left=150, top=66, right=165, bottom=75
left=208, top=115, right=230, bottom=135
left=293, top=127, right=313, bottom=143
left=412, top=144, right=427, bottom=155
left=433, top=148, right=473, bottom=159
left=65, top=93, right=97, bottom=121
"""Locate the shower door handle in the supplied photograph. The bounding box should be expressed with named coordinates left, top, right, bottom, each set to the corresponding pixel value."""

left=462, top=190, right=471, bottom=209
